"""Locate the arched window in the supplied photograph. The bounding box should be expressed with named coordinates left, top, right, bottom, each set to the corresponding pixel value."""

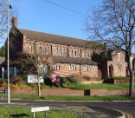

left=56, top=65, right=60, bottom=70
left=39, top=46, right=42, bottom=53
left=126, top=66, right=129, bottom=77
left=109, top=64, right=113, bottom=78
left=44, top=48, right=46, bottom=55
left=74, top=51, right=77, bottom=56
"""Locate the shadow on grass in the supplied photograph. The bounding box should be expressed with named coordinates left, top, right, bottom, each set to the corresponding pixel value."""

left=10, top=113, right=29, bottom=118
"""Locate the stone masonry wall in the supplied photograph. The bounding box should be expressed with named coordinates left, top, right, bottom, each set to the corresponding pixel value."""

left=107, top=51, right=127, bottom=78
left=23, top=37, right=94, bottom=59
left=52, top=63, right=100, bottom=79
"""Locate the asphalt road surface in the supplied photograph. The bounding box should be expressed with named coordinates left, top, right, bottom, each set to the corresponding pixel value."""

left=0, top=100, right=135, bottom=117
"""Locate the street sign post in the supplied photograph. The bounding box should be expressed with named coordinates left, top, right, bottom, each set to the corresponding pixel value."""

left=31, top=106, right=49, bottom=118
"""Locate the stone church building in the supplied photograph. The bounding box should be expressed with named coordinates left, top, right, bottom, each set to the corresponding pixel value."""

left=7, top=17, right=129, bottom=83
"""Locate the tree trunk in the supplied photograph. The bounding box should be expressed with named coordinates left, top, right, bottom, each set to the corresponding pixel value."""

left=37, top=74, right=41, bottom=97
left=127, top=55, right=133, bottom=96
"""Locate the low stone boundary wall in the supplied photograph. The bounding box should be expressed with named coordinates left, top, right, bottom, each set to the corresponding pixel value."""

left=42, top=88, right=83, bottom=96
left=10, top=87, right=135, bottom=96
left=90, top=89, right=129, bottom=96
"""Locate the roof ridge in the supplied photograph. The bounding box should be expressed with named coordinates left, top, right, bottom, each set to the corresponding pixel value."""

left=20, top=29, right=104, bottom=48
left=20, top=29, right=93, bottom=42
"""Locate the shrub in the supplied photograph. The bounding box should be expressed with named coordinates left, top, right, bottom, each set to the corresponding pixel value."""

left=0, top=80, right=4, bottom=87
left=11, top=76, right=25, bottom=84
left=20, top=75, right=27, bottom=81
left=44, top=73, right=61, bottom=87
left=44, top=74, right=79, bottom=88
left=61, top=76, right=79, bottom=88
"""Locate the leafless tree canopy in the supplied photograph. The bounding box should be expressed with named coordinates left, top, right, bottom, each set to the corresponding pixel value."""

left=87, top=0, right=135, bottom=51
left=0, top=0, right=16, bottom=45
left=87, top=0, right=135, bottom=96
left=0, top=0, right=8, bottom=40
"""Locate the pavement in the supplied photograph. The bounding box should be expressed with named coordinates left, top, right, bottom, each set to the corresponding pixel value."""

left=56, top=106, right=124, bottom=118
left=0, top=100, right=134, bottom=118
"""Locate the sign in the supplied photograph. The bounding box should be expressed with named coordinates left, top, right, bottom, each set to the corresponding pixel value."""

left=27, top=74, right=44, bottom=83
left=31, top=106, right=49, bottom=112
left=1, top=67, right=5, bottom=80
left=1, top=67, right=4, bottom=72
left=31, top=106, right=49, bottom=118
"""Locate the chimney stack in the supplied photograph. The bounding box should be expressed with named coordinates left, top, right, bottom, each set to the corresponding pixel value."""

left=11, top=16, right=17, bottom=28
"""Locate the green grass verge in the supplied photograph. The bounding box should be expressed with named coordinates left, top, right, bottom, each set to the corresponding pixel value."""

left=0, top=105, right=78, bottom=118
left=1, top=82, right=133, bottom=90
left=26, top=82, right=135, bottom=90
left=9, top=94, right=135, bottom=101
left=1, top=92, right=135, bottom=101
left=63, top=83, right=132, bottom=90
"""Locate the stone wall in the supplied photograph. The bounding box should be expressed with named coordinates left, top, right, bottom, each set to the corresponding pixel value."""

left=10, top=87, right=135, bottom=96
left=107, top=51, right=127, bottom=78
left=23, top=37, right=94, bottom=59
left=23, top=37, right=34, bottom=54
left=52, top=63, right=100, bottom=79
left=22, top=37, right=102, bottom=81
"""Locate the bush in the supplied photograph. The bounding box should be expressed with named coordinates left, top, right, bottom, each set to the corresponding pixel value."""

left=61, top=76, right=79, bottom=88
left=0, top=80, right=4, bottom=87
left=44, top=74, right=79, bottom=88
left=11, top=76, right=25, bottom=84
left=20, top=75, right=27, bottom=81
left=44, top=74, right=62, bottom=87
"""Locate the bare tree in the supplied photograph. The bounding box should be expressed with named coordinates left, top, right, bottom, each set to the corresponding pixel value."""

left=26, top=41, right=52, bottom=97
left=0, top=0, right=17, bottom=44
left=87, top=0, right=135, bottom=96
left=0, top=0, right=8, bottom=41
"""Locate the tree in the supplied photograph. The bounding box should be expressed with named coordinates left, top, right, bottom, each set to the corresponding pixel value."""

left=0, top=0, right=17, bottom=46
left=87, top=0, right=135, bottom=96
left=0, top=0, right=8, bottom=41
left=26, top=41, right=52, bottom=97
left=0, top=45, right=5, bottom=57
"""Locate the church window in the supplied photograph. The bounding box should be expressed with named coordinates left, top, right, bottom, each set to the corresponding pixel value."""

left=75, top=51, right=77, bottom=56
left=44, top=48, right=46, bottom=55
left=69, top=64, right=76, bottom=70
left=89, top=66, right=91, bottom=71
left=71, top=50, right=73, bottom=57
left=56, top=65, right=60, bottom=70
left=39, top=46, right=42, bottom=53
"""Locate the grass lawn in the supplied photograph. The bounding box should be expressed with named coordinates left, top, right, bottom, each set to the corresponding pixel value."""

left=0, top=105, right=78, bottom=118
left=9, top=94, right=135, bottom=101
left=63, top=83, right=132, bottom=90
left=1, top=82, right=134, bottom=90
left=1, top=83, right=135, bottom=101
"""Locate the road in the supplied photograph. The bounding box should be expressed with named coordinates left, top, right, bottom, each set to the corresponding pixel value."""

left=0, top=100, right=135, bottom=117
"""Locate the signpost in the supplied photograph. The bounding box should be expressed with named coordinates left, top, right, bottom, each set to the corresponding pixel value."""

left=31, top=106, right=49, bottom=118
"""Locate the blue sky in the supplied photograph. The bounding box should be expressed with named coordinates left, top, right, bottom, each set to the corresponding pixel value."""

left=14, top=0, right=102, bottom=40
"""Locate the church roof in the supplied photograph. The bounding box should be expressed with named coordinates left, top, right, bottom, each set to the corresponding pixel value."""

left=20, top=29, right=104, bottom=49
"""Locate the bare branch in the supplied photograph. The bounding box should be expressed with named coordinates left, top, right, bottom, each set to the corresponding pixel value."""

left=87, top=0, right=135, bottom=96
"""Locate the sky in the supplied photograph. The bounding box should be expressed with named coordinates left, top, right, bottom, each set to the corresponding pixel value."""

left=14, top=0, right=102, bottom=40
